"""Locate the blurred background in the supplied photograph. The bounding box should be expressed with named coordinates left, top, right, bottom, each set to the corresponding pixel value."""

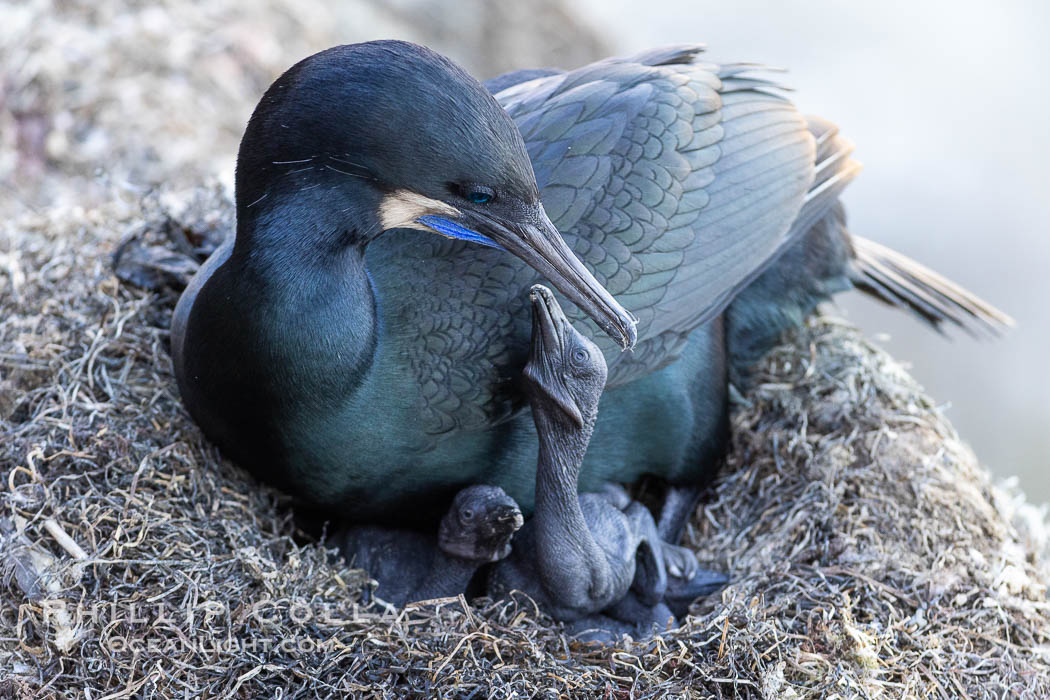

left=2, top=0, right=1046, bottom=500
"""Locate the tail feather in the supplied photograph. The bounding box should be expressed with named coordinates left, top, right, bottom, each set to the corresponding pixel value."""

left=727, top=111, right=1012, bottom=383
left=851, top=236, right=1014, bottom=337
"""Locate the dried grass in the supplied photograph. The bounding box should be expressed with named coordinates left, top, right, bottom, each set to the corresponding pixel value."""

left=2, top=189, right=1049, bottom=698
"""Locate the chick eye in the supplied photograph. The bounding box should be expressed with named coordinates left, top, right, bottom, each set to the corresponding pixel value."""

left=572, top=348, right=590, bottom=364
left=466, top=187, right=494, bottom=204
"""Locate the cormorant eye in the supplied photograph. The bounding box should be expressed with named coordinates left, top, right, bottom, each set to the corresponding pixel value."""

left=466, top=187, right=494, bottom=204
left=461, top=508, right=474, bottom=521
left=572, top=348, right=590, bottom=365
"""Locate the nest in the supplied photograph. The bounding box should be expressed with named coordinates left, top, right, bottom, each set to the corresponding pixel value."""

left=2, top=189, right=1049, bottom=698
left=3, top=0, right=1049, bottom=695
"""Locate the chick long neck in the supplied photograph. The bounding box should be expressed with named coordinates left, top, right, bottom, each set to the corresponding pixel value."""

left=532, top=403, right=610, bottom=597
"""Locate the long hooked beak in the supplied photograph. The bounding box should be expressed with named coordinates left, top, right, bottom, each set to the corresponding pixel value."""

left=418, top=203, right=638, bottom=351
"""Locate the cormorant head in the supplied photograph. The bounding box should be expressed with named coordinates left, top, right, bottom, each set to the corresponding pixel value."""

left=522, top=284, right=608, bottom=430
left=438, top=485, right=523, bottom=562
left=236, top=40, right=636, bottom=350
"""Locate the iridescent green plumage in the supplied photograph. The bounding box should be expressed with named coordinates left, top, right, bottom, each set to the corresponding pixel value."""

left=173, top=42, right=1009, bottom=525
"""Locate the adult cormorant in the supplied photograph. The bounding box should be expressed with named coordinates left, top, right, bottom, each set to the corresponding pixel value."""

left=172, top=41, right=1009, bottom=530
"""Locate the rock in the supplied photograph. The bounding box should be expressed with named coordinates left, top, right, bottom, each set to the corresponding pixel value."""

left=0, top=0, right=607, bottom=217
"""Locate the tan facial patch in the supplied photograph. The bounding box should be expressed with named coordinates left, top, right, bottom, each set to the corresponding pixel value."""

left=378, top=189, right=460, bottom=231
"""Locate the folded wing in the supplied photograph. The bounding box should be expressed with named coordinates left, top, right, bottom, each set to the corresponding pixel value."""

left=495, top=46, right=821, bottom=384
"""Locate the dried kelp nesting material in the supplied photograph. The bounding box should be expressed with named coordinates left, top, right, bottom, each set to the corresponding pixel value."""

left=2, top=190, right=1050, bottom=698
